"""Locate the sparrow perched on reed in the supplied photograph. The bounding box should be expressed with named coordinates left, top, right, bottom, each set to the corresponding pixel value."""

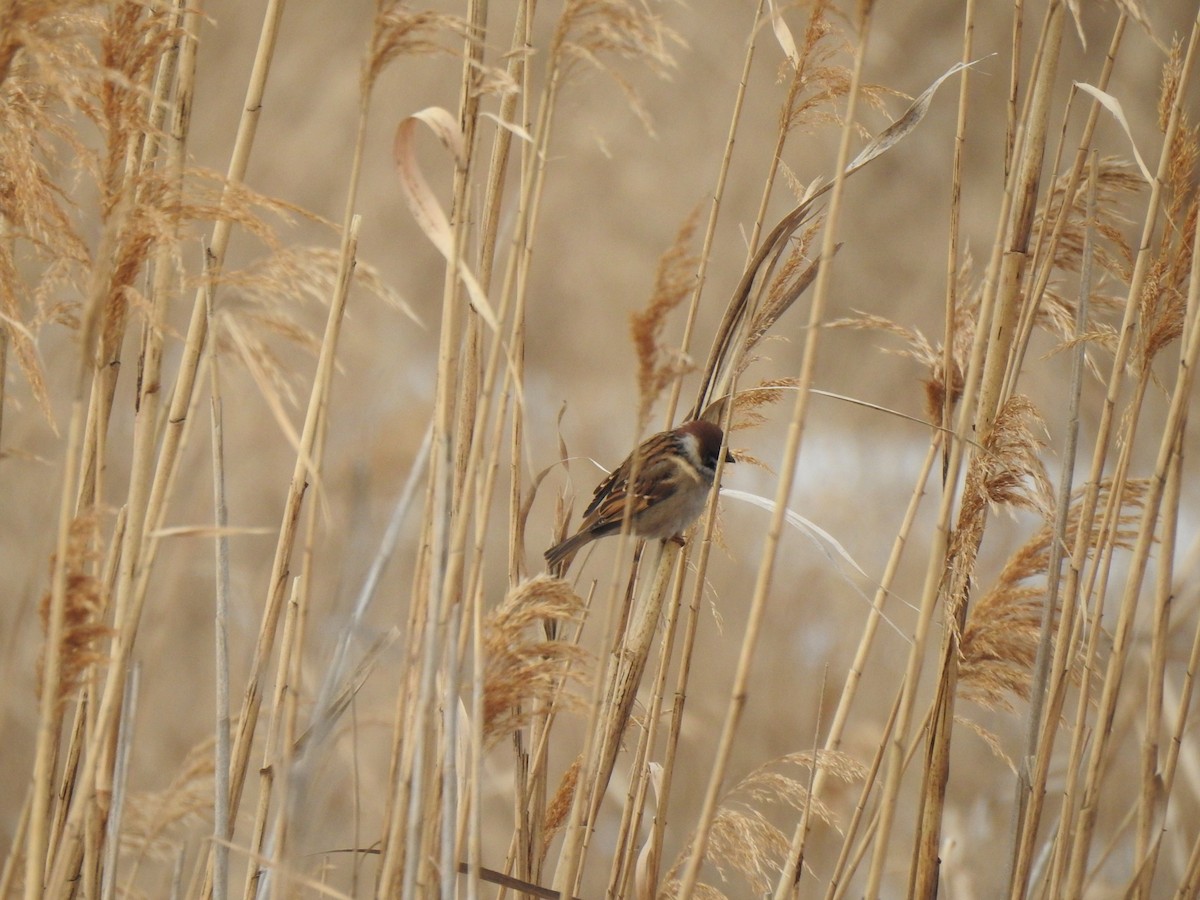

left=544, top=420, right=734, bottom=570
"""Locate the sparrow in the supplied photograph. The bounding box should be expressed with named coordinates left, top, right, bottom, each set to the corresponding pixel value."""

left=544, top=419, right=734, bottom=570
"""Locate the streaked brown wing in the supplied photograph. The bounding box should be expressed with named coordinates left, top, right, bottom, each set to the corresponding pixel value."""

left=582, top=431, right=673, bottom=519
left=582, top=458, right=628, bottom=520
left=584, top=453, right=680, bottom=530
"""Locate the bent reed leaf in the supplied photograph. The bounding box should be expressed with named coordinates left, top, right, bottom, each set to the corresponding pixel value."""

left=393, top=107, right=499, bottom=330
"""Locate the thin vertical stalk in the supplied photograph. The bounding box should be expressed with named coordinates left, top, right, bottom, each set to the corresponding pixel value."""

left=940, top=0, right=976, bottom=479
left=43, top=3, right=282, bottom=893
left=663, top=0, right=765, bottom=425
left=775, top=435, right=941, bottom=897
left=240, top=576, right=303, bottom=900
left=1134, top=424, right=1184, bottom=896
left=1016, top=12, right=1200, bottom=897
left=439, top=6, right=488, bottom=895
left=1002, top=15, right=1128, bottom=404
left=1153, top=585, right=1200, bottom=890
left=208, top=277, right=232, bottom=900
left=98, top=665, right=138, bottom=900
left=607, top=548, right=691, bottom=898
left=239, top=212, right=362, bottom=899
left=1005, top=155, right=1096, bottom=899
left=1063, top=53, right=1200, bottom=889
left=28, top=206, right=118, bottom=900
left=917, top=5, right=1063, bottom=892
left=676, top=7, right=874, bottom=894
left=390, top=7, right=564, bottom=895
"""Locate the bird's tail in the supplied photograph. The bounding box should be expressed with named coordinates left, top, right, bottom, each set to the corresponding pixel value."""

left=544, top=529, right=594, bottom=573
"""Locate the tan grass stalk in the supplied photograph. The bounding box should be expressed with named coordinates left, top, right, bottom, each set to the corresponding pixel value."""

left=585, top=545, right=679, bottom=826
left=859, top=30, right=1007, bottom=900
left=1005, top=153, right=1098, bottom=895
left=381, top=0, right=570, bottom=886
left=1002, top=16, right=1130, bottom=404
left=643, top=539, right=720, bottom=897
left=744, top=1, right=835, bottom=273
left=774, top=435, right=942, bottom=895
left=435, top=6, right=533, bottom=888
left=439, top=5, right=491, bottom=878
left=976, top=3, right=1063, bottom=436
left=676, top=7, right=876, bottom=895
left=382, top=0, right=644, bottom=888
left=286, top=10, right=472, bottom=897
left=206, top=280, right=232, bottom=900
left=939, top=0, right=977, bottom=476
left=1178, top=836, right=1200, bottom=900
left=488, top=585, right=592, bottom=885
left=916, top=390, right=1052, bottom=893
left=869, top=5, right=1063, bottom=895
left=242, top=213, right=363, bottom=899
left=552, top=548, right=648, bottom=896
left=1063, top=69, right=1200, bottom=899
left=77, top=3, right=189, bottom=518
left=98, top=663, right=138, bottom=900
left=256, top=2, right=414, bottom=874
left=1011, top=13, right=1200, bottom=898
left=29, top=190, right=121, bottom=900
left=1158, top=626, right=1200, bottom=891
left=662, top=0, right=766, bottom=426
left=268, top=553, right=312, bottom=900
left=1041, top=477, right=1140, bottom=897
left=204, top=6, right=426, bottom=886
left=605, top=549, right=694, bottom=898
left=239, top=575, right=303, bottom=900
left=825, top=691, right=904, bottom=900
left=44, top=527, right=118, bottom=895
left=473, top=69, right=532, bottom=900
left=0, top=784, right=31, bottom=898
left=1138, top=509, right=1200, bottom=887
left=41, top=3, right=283, bottom=894
left=1134, top=425, right=1184, bottom=892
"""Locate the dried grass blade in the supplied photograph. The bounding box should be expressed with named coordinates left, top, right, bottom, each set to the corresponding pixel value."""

left=846, top=58, right=987, bottom=175
left=392, top=108, right=498, bottom=330
left=692, top=57, right=976, bottom=422
left=479, top=111, right=533, bottom=143
left=1073, top=82, right=1153, bottom=184
left=719, top=488, right=866, bottom=578
left=766, top=0, right=800, bottom=67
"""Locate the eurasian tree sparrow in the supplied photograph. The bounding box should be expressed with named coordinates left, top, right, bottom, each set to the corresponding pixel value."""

left=544, top=420, right=734, bottom=570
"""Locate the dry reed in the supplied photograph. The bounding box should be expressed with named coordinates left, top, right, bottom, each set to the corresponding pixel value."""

left=3, top=1, right=1199, bottom=899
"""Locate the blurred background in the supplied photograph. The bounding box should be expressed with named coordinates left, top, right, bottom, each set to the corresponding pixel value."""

left=3, top=1, right=1198, bottom=895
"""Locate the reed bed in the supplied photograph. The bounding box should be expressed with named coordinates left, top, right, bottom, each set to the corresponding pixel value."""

left=3, top=0, right=1199, bottom=897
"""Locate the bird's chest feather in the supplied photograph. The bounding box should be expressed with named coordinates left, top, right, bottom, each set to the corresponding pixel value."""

left=634, top=463, right=711, bottom=539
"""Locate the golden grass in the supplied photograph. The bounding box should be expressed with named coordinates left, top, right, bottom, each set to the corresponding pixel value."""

left=4, top=1, right=1200, bottom=898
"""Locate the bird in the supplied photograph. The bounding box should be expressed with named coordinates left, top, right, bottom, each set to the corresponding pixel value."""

left=544, top=419, right=734, bottom=570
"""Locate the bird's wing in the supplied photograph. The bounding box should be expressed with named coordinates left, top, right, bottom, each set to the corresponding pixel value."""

left=582, top=460, right=626, bottom=520
left=583, top=454, right=682, bottom=529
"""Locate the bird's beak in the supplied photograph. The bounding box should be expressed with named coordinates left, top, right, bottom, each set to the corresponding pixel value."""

left=725, top=450, right=736, bottom=463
